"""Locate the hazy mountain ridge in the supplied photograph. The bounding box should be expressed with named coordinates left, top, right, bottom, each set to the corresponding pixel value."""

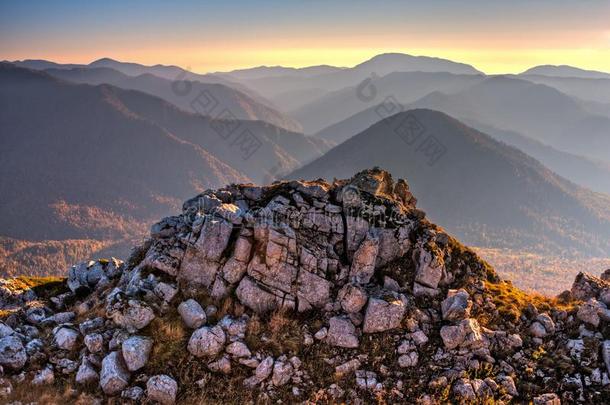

left=303, top=71, right=485, bottom=135
left=225, top=53, right=484, bottom=111
left=0, top=63, right=330, bottom=275
left=10, top=57, right=273, bottom=109
left=44, top=66, right=303, bottom=132
left=521, top=64, right=610, bottom=79
left=292, top=109, right=610, bottom=256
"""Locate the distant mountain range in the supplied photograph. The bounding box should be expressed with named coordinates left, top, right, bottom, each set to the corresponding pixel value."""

left=2, top=53, right=610, bottom=277
left=521, top=65, right=610, bottom=79
left=10, top=57, right=270, bottom=107
left=222, top=53, right=483, bottom=111
left=0, top=63, right=330, bottom=274
left=44, top=66, right=302, bottom=132
left=291, top=109, right=610, bottom=256
left=299, top=71, right=484, bottom=134
left=313, top=74, right=610, bottom=169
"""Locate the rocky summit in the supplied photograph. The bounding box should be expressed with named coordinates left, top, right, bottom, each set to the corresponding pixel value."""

left=0, top=168, right=609, bottom=404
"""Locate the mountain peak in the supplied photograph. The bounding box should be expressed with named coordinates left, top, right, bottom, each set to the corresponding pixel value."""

left=354, top=52, right=484, bottom=75
left=521, top=64, right=610, bottom=79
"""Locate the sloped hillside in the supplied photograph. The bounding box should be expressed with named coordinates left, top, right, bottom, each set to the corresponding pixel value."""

left=0, top=63, right=332, bottom=275
left=45, top=67, right=303, bottom=133
left=292, top=109, right=610, bottom=256
left=0, top=169, right=608, bottom=404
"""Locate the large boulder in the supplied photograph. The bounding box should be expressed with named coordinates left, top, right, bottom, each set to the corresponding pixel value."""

left=337, top=284, right=368, bottom=314
left=53, top=325, right=79, bottom=350
left=179, top=218, right=233, bottom=286
left=413, top=246, right=445, bottom=295
left=76, top=359, right=99, bottom=385
left=349, top=232, right=379, bottom=284
left=571, top=272, right=610, bottom=301
left=106, top=295, right=155, bottom=333
left=440, top=319, right=486, bottom=350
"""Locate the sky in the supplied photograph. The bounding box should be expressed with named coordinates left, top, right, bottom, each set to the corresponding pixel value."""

left=1, top=0, right=609, bottom=74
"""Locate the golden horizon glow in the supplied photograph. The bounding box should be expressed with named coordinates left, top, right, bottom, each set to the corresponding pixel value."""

left=2, top=2, right=609, bottom=75
left=5, top=46, right=610, bottom=76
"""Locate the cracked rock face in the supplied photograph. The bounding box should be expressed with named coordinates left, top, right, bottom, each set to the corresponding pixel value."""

left=171, top=169, right=420, bottom=315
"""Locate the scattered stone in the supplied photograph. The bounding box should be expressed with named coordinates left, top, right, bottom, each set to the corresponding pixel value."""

left=226, top=341, right=251, bottom=358
left=122, top=386, right=144, bottom=401
left=272, top=360, right=293, bottom=386
left=411, top=330, right=429, bottom=346
left=398, top=352, right=418, bottom=368
left=76, top=359, right=99, bottom=385
left=355, top=370, right=378, bottom=390
left=0, top=335, right=27, bottom=370
left=26, top=307, right=46, bottom=325
left=32, top=365, right=54, bottom=385
left=529, top=322, right=548, bottom=338
left=208, top=355, right=231, bottom=374
left=178, top=299, right=207, bottom=329
left=53, top=325, right=79, bottom=350
left=100, top=351, right=131, bottom=395
left=147, top=374, right=178, bottom=405
left=453, top=378, right=476, bottom=401
left=122, top=335, right=153, bottom=371
left=84, top=333, right=104, bottom=353
left=314, top=327, right=328, bottom=340
left=337, top=284, right=368, bottom=313
left=533, top=393, right=561, bottom=405
left=326, top=316, right=359, bottom=348
left=188, top=325, right=226, bottom=358
left=335, top=359, right=361, bottom=376
left=441, top=290, right=471, bottom=321
left=363, top=296, right=407, bottom=333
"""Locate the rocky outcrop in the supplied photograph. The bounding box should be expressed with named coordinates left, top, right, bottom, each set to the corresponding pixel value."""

left=0, top=168, right=609, bottom=403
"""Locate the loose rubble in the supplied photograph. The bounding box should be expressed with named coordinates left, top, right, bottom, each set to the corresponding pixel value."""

left=0, top=168, right=608, bottom=403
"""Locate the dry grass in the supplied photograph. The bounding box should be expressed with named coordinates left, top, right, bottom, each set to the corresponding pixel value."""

left=245, top=309, right=303, bottom=356
left=484, top=279, right=577, bottom=324
left=5, top=380, right=99, bottom=404
left=146, top=312, right=188, bottom=373
left=475, top=247, right=610, bottom=295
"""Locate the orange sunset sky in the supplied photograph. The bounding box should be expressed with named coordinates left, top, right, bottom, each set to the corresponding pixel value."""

left=1, top=0, right=609, bottom=74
